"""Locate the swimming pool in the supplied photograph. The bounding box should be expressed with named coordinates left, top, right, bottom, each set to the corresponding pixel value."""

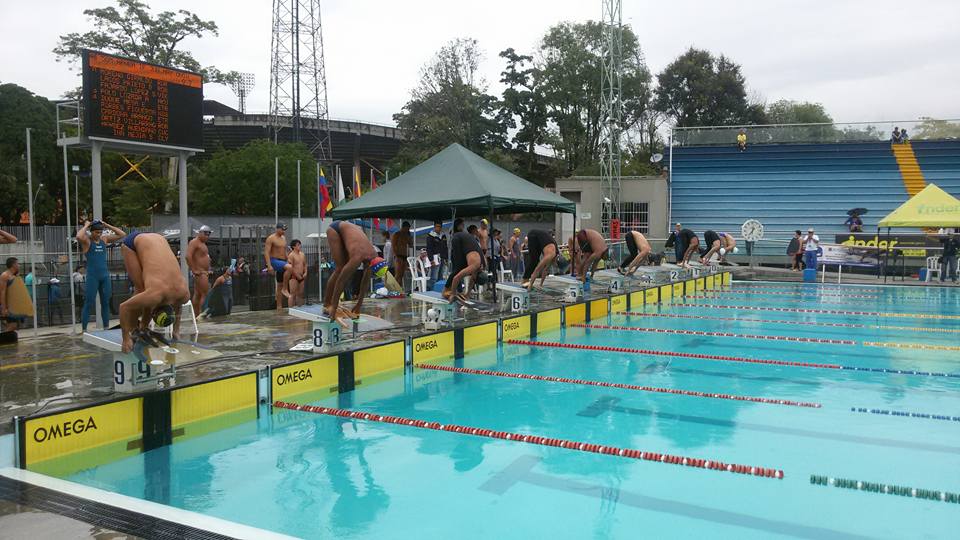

left=64, top=282, right=960, bottom=539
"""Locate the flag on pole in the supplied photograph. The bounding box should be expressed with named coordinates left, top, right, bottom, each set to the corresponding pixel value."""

left=318, top=167, right=332, bottom=219
left=336, top=166, right=345, bottom=203
left=352, top=166, right=362, bottom=198
left=370, top=170, right=380, bottom=230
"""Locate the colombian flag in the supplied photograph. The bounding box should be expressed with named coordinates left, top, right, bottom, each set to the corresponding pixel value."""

left=353, top=166, right=362, bottom=198
left=319, top=168, right=332, bottom=218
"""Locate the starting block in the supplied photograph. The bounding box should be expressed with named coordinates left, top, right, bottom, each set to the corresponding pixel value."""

left=545, top=275, right=583, bottom=303
left=289, top=305, right=342, bottom=352
left=84, top=329, right=176, bottom=393
left=411, top=291, right=457, bottom=330
left=593, top=270, right=626, bottom=294
left=496, top=282, right=530, bottom=313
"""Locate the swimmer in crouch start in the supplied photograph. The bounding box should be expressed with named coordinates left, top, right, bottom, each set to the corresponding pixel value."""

left=618, top=229, right=652, bottom=275
left=522, top=229, right=560, bottom=291
left=323, top=220, right=389, bottom=321
left=700, top=230, right=738, bottom=264
left=119, top=232, right=189, bottom=353
left=571, top=228, right=608, bottom=283
left=443, top=229, right=483, bottom=302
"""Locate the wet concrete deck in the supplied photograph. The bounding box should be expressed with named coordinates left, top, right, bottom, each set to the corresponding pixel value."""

left=0, top=288, right=574, bottom=435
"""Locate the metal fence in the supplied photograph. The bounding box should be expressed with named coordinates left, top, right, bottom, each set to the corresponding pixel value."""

left=672, top=118, right=960, bottom=147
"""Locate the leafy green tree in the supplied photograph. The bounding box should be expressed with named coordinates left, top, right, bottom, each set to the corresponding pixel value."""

left=53, top=0, right=237, bottom=86
left=498, top=48, right=550, bottom=175
left=392, top=38, right=508, bottom=170
left=914, top=118, right=960, bottom=140
left=193, top=140, right=318, bottom=217
left=535, top=22, right=651, bottom=173
left=765, top=100, right=833, bottom=125
left=0, top=84, right=63, bottom=224
left=654, top=48, right=756, bottom=127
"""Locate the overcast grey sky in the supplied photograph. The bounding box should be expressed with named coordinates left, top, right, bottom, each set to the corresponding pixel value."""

left=2, top=0, right=958, bottom=125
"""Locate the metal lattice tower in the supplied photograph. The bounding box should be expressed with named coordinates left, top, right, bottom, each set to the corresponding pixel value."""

left=599, top=0, right=623, bottom=235
left=269, top=0, right=331, bottom=162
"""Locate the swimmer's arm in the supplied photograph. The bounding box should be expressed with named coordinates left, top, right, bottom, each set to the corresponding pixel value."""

left=263, top=239, right=274, bottom=272
left=0, top=276, right=7, bottom=313
left=351, top=265, right=373, bottom=315
left=0, top=230, right=15, bottom=244
left=119, top=290, right=162, bottom=351
left=185, top=240, right=199, bottom=272
left=76, top=222, right=91, bottom=252
left=102, top=222, right=126, bottom=243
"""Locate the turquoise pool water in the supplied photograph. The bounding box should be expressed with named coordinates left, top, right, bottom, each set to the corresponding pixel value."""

left=67, top=282, right=959, bottom=539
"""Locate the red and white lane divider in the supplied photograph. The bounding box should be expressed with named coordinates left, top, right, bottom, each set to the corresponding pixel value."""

left=732, top=284, right=887, bottom=293
left=726, top=289, right=879, bottom=299
left=274, top=400, right=785, bottom=479
left=572, top=323, right=857, bottom=345
left=507, top=339, right=842, bottom=370
left=669, top=302, right=960, bottom=320
left=418, top=363, right=821, bottom=408
left=620, top=312, right=960, bottom=334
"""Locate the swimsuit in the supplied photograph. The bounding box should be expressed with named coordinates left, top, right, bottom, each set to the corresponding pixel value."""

left=82, top=239, right=111, bottom=330
left=620, top=232, right=639, bottom=269
left=123, top=231, right=140, bottom=252
left=524, top=230, right=557, bottom=280
left=446, top=232, right=481, bottom=290
left=270, top=257, right=287, bottom=283
left=329, top=220, right=342, bottom=234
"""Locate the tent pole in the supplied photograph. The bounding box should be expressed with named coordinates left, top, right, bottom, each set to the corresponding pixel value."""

left=489, top=203, right=495, bottom=286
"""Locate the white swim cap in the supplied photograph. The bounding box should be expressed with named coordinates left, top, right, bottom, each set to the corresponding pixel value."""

left=719, top=248, right=726, bottom=256
left=733, top=247, right=739, bottom=254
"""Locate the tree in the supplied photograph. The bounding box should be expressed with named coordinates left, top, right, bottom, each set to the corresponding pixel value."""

left=498, top=48, right=549, bottom=175
left=391, top=38, right=508, bottom=169
left=53, top=0, right=237, bottom=86
left=654, top=48, right=755, bottom=127
left=193, top=140, right=318, bottom=217
left=535, top=22, right=652, bottom=174
left=914, top=117, right=960, bottom=140
left=0, top=84, right=62, bottom=224
left=765, top=100, right=833, bottom=125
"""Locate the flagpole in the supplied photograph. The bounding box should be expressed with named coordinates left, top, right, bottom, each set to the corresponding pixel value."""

left=317, top=162, right=323, bottom=305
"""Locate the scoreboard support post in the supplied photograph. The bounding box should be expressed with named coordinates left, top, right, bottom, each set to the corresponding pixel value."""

left=178, top=151, right=189, bottom=282
left=91, top=139, right=104, bottom=329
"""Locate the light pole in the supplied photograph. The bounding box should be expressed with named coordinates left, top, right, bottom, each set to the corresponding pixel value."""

left=72, top=164, right=80, bottom=225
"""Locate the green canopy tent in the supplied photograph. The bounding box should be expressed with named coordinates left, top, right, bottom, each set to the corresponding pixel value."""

left=329, top=143, right=575, bottom=280
left=330, top=143, right=575, bottom=220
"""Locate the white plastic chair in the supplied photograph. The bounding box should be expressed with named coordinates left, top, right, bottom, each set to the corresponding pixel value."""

left=149, top=300, right=199, bottom=338
left=925, top=257, right=941, bottom=282
left=407, top=256, right=429, bottom=292
left=498, top=260, right=514, bottom=283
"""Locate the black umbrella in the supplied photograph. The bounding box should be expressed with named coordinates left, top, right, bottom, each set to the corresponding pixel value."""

left=847, top=207, right=868, bottom=216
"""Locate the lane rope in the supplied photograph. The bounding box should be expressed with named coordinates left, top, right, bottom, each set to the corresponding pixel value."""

left=684, top=294, right=879, bottom=306
left=732, top=284, right=886, bottom=293
left=507, top=340, right=960, bottom=379
left=572, top=323, right=857, bottom=345
left=810, top=474, right=959, bottom=504
left=851, top=407, right=960, bottom=423
left=273, top=400, right=785, bottom=479
left=726, top=289, right=879, bottom=299
left=620, top=312, right=960, bottom=334
left=669, top=302, right=960, bottom=320
left=863, top=341, right=960, bottom=352
left=418, top=363, right=822, bottom=408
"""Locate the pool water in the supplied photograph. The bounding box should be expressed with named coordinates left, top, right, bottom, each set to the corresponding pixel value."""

left=66, top=283, right=960, bottom=539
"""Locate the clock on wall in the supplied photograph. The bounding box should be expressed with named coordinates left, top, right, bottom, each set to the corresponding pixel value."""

left=741, top=219, right=764, bottom=242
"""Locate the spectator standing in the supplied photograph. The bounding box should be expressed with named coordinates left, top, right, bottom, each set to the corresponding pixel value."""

left=939, top=232, right=959, bottom=283
left=507, top=228, right=523, bottom=279
left=787, top=230, right=803, bottom=271
left=736, top=129, right=747, bottom=152
left=425, top=220, right=446, bottom=285
left=380, top=230, right=393, bottom=275
left=391, top=222, right=412, bottom=286
left=803, top=228, right=820, bottom=271
left=47, top=278, right=64, bottom=325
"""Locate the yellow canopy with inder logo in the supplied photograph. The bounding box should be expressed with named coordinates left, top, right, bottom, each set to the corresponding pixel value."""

left=878, top=184, right=960, bottom=228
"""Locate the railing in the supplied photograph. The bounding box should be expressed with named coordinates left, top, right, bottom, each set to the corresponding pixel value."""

left=672, top=118, right=960, bottom=147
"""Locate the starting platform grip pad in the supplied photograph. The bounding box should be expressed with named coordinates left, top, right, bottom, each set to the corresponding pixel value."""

left=495, top=283, right=530, bottom=313
left=411, top=291, right=457, bottom=330
left=289, top=305, right=342, bottom=352
left=544, top=275, right=583, bottom=303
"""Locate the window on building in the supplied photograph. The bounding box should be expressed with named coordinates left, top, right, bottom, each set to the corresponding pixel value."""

left=620, top=202, right=649, bottom=234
